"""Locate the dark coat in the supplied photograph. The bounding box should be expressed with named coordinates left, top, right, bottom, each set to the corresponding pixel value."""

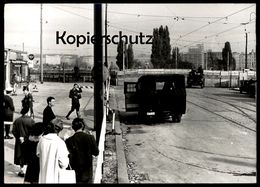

left=65, top=131, right=99, bottom=183
left=69, top=88, right=82, bottom=106
left=4, top=94, right=15, bottom=122
left=43, top=105, right=56, bottom=126
left=24, top=140, right=39, bottom=183
left=22, top=93, right=34, bottom=114
left=12, top=115, right=35, bottom=165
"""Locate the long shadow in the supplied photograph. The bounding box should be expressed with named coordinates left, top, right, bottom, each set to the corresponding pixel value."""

left=208, top=157, right=256, bottom=168
left=117, top=110, right=179, bottom=125
left=213, top=91, right=256, bottom=100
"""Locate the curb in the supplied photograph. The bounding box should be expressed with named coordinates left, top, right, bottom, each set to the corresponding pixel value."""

left=110, top=87, right=129, bottom=183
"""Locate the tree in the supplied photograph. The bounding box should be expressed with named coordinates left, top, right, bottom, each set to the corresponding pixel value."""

left=161, top=26, right=171, bottom=68
left=116, top=39, right=124, bottom=70
left=151, top=28, right=161, bottom=68
left=177, top=61, right=193, bottom=69
left=222, top=42, right=236, bottom=70
left=151, top=25, right=171, bottom=68
left=127, top=44, right=134, bottom=69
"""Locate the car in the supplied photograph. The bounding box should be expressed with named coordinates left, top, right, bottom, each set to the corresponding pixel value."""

left=239, top=79, right=256, bottom=98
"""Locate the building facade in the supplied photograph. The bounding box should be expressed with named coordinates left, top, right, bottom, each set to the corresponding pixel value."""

left=181, top=44, right=205, bottom=69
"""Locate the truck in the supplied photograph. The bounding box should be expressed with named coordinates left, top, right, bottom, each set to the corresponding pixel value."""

left=187, top=71, right=205, bottom=88
left=239, top=79, right=256, bottom=98
left=124, top=74, right=186, bottom=123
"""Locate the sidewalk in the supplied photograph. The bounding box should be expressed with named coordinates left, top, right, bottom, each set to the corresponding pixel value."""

left=109, top=86, right=129, bottom=183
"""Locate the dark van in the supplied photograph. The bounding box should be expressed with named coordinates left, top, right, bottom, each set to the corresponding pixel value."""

left=124, top=74, right=186, bottom=123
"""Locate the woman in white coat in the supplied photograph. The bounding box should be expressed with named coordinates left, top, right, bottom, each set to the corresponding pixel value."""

left=36, top=118, right=69, bottom=183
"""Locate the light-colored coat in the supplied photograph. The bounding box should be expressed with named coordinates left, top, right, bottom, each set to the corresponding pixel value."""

left=36, top=133, right=69, bottom=183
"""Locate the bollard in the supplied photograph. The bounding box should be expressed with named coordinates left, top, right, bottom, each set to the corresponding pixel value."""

left=112, top=112, right=115, bottom=132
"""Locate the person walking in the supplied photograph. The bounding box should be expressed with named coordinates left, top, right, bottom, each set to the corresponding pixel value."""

left=4, top=89, right=15, bottom=139
left=43, top=96, right=56, bottom=127
left=24, top=122, right=45, bottom=184
left=36, top=118, right=69, bottom=183
left=12, top=107, right=35, bottom=177
left=65, top=118, right=99, bottom=183
left=21, top=86, right=34, bottom=119
left=11, top=73, right=19, bottom=96
left=65, top=84, right=82, bottom=120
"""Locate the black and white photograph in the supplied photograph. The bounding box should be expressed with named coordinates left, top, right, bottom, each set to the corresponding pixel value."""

left=3, top=3, right=256, bottom=183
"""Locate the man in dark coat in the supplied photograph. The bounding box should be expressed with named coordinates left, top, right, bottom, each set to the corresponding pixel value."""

left=43, top=96, right=56, bottom=127
left=12, top=107, right=35, bottom=177
left=21, top=86, right=34, bottom=118
left=4, top=90, right=15, bottom=139
left=65, top=84, right=82, bottom=120
left=65, top=118, right=99, bottom=183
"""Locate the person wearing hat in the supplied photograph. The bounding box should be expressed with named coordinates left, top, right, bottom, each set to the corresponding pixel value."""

left=11, top=73, right=19, bottom=96
left=65, top=83, right=82, bottom=120
left=65, top=118, right=99, bottom=183
left=12, top=107, right=35, bottom=177
left=36, top=118, right=69, bottom=183
left=21, top=86, right=34, bottom=119
left=4, top=89, right=15, bottom=139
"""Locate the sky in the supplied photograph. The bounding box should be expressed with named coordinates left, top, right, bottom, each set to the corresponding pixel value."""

left=4, top=3, right=256, bottom=57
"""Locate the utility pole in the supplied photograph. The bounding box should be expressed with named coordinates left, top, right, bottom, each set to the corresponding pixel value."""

left=175, top=47, right=177, bottom=69
left=40, top=4, right=43, bottom=84
left=22, top=42, right=24, bottom=52
left=93, top=3, right=103, bottom=145
left=122, top=40, right=125, bottom=71
left=104, top=3, right=108, bottom=67
left=245, top=32, right=248, bottom=69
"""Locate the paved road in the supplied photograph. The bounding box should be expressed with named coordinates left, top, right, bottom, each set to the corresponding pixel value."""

left=4, top=82, right=95, bottom=183
left=116, top=86, right=256, bottom=183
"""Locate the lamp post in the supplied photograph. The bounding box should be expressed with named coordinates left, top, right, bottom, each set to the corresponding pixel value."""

left=240, top=12, right=255, bottom=70
left=40, top=4, right=43, bottom=84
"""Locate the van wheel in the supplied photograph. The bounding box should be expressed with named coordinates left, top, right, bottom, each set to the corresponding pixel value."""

left=176, top=114, right=182, bottom=123
left=172, top=114, right=182, bottom=123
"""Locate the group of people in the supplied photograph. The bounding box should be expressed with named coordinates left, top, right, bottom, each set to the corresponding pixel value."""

left=3, top=83, right=99, bottom=184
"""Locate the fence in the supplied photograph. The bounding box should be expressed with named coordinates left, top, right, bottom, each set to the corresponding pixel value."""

left=30, top=70, right=93, bottom=83
left=118, top=69, right=256, bottom=88
left=93, top=78, right=110, bottom=183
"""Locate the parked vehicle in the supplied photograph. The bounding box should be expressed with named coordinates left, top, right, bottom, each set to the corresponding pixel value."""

left=124, top=74, right=186, bottom=123
left=240, top=79, right=256, bottom=98
left=187, top=70, right=205, bottom=88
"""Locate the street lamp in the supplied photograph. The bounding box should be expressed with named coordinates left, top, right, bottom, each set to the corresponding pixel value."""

left=40, top=4, right=43, bottom=84
left=240, top=12, right=255, bottom=70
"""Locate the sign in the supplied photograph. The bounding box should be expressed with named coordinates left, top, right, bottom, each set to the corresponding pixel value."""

left=28, top=54, right=34, bottom=60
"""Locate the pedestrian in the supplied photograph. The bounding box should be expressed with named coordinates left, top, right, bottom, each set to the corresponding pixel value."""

left=65, top=118, right=99, bottom=183
left=65, top=83, right=82, bottom=120
left=11, top=73, right=19, bottom=96
left=36, top=118, right=69, bottom=183
left=43, top=96, right=56, bottom=127
left=21, top=86, right=34, bottom=119
left=4, top=89, right=15, bottom=139
left=12, top=107, right=35, bottom=177
left=23, top=122, right=45, bottom=184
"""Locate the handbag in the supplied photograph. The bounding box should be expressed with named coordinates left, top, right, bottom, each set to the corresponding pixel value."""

left=58, top=163, right=76, bottom=184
